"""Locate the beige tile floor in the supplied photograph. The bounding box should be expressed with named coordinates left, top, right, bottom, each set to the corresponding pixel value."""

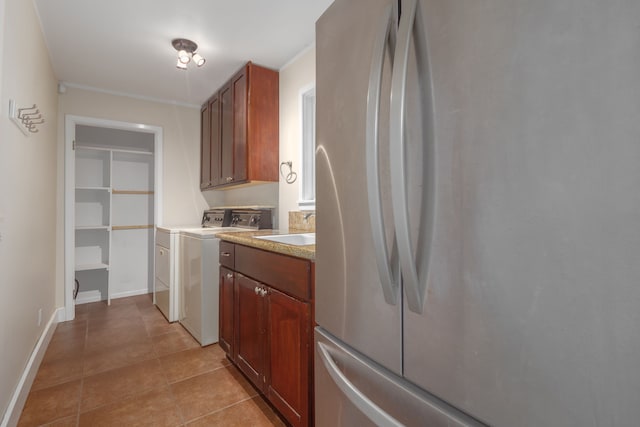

left=18, top=294, right=286, bottom=427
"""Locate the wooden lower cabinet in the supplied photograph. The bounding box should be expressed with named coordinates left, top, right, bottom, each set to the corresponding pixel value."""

left=218, top=266, right=235, bottom=358
left=266, top=288, right=310, bottom=426
left=235, top=274, right=266, bottom=388
left=219, top=242, right=312, bottom=427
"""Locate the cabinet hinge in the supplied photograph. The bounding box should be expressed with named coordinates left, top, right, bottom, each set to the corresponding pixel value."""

left=72, top=140, right=76, bottom=150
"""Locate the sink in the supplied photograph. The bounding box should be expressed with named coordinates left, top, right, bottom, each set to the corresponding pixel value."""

left=255, top=233, right=315, bottom=246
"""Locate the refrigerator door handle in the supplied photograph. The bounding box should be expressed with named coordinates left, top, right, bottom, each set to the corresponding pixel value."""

left=389, top=0, right=427, bottom=314
left=366, top=3, right=399, bottom=305
left=317, top=341, right=404, bottom=427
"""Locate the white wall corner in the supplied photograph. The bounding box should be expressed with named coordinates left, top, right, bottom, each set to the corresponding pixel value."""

left=0, top=308, right=62, bottom=427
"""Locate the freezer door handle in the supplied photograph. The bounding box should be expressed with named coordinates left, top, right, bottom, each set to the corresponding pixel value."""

left=389, top=0, right=429, bottom=314
left=317, top=341, right=404, bottom=427
left=366, top=3, right=399, bottom=306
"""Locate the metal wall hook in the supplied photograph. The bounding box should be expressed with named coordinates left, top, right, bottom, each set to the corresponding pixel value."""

left=22, top=114, right=42, bottom=122
left=18, top=105, right=38, bottom=115
left=280, top=161, right=298, bottom=184
left=9, top=99, right=45, bottom=135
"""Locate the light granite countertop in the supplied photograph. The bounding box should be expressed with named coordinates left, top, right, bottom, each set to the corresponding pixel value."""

left=216, top=229, right=315, bottom=261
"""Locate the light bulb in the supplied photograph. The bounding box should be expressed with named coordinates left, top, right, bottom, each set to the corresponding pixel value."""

left=178, top=50, right=190, bottom=64
left=192, top=53, right=205, bottom=67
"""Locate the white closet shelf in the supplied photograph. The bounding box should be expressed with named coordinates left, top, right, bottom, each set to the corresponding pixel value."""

left=75, top=225, right=110, bottom=231
left=76, top=186, right=111, bottom=191
left=75, top=263, right=109, bottom=272
left=112, top=225, right=154, bottom=231
left=77, top=144, right=153, bottom=156
left=112, top=190, right=154, bottom=195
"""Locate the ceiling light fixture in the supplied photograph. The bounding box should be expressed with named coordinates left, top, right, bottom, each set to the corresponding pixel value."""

left=171, top=38, right=206, bottom=70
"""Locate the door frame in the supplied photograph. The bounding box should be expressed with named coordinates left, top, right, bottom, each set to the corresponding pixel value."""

left=64, top=115, right=163, bottom=321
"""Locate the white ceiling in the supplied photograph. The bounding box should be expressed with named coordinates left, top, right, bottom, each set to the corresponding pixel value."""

left=33, top=0, right=334, bottom=107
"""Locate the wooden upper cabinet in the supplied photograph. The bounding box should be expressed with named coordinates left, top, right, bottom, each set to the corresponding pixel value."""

left=200, top=61, right=279, bottom=190
left=220, top=82, right=234, bottom=185
left=231, top=69, right=248, bottom=183
left=244, top=63, right=279, bottom=184
left=209, top=94, right=221, bottom=188
left=200, top=103, right=211, bottom=189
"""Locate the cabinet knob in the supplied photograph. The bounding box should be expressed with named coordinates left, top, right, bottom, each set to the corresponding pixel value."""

left=259, top=288, right=268, bottom=297
left=226, top=273, right=233, bottom=279
left=221, top=252, right=231, bottom=257
left=254, top=286, right=260, bottom=295
left=159, top=250, right=164, bottom=255
left=226, top=176, right=233, bottom=182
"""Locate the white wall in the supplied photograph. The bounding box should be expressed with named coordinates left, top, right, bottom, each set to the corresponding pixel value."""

left=0, top=0, right=59, bottom=419
left=0, top=0, right=4, bottom=88
left=278, top=46, right=316, bottom=230
left=56, top=87, right=211, bottom=306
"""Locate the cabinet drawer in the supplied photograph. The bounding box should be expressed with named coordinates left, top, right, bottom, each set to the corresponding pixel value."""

left=219, top=241, right=235, bottom=268
left=235, top=244, right=311, bottom=301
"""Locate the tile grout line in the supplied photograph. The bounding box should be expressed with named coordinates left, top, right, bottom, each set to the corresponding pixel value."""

left=164, top=359, right=232, bottom=385
left=184, top=395, right=261, bottom=425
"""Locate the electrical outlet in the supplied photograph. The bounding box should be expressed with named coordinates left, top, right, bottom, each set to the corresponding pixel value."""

left=38, top=308, right=42, bottom=327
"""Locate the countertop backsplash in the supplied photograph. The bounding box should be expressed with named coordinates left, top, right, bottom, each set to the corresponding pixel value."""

left=289, top=211, right=315, bottom=232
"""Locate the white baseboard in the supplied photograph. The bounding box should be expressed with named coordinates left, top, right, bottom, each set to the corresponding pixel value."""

left=110, top=288, right=149, bottom=300
left=1, top=307, right=63, bottom=427
left=75, top=290, right=102, bottom=305
left=75, top=288, right=149, bottom=306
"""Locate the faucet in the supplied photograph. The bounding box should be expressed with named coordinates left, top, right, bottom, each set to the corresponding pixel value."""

left=304, top=212, right=315, bottom=221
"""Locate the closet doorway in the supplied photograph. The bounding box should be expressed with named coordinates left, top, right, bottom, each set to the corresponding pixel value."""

left=64, top=116, right=163, bottom=321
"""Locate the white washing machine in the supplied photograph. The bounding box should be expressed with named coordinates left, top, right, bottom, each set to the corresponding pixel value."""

left=179, top=208, right=272, bottom=346
left=154, top=209, right=232, bottom=322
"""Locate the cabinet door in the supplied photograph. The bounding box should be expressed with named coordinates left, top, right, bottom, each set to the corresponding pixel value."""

left=266, top=287, right=311, bottom=427
left=200, top=102, right=211, bottom=189
left=219, top=266, right=234, bottom=359
left=235, top=273, right=265, bottom=390
left=209, top=94, right=221, bottom=187
left=220, top=83, right=234, bottom=185
left=231, top=67, right=248, bottom=183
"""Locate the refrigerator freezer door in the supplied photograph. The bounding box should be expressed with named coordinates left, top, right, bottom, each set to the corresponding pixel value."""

left=403, top=0, right=640, bottom=425
left=315, top=328, right=485, bottom=427
left=316, top=0, right=402, bottom=373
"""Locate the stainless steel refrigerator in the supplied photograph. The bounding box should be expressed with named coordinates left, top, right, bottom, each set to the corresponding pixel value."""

left=314, top=0, right=640, bottom=425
